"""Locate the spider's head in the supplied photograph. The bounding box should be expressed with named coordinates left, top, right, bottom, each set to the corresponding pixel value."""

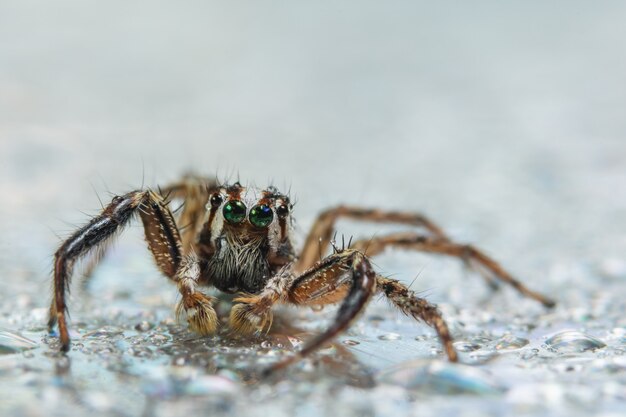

left=202, top=182, right=295, bottom=293
left=207, top=182, right=293, bottom=243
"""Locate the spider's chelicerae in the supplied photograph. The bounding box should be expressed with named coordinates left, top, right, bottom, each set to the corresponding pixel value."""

left=49, top=174, right=555, bottom=372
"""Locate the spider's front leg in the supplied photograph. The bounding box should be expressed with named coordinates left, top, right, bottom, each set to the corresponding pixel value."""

left=278, top=250, right=457, bottom=371
left=231, top=249, right=458, bottom=374
left=49, top=189, right=216, bottom=352
left=266, top=249, right=455, bottom=374
left=272, top=249, right=378, bottom=372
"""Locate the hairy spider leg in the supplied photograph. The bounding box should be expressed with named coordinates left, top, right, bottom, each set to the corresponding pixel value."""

left=157, top=174, right=218, bottom=253
left=266, top=249, right=378, bottom=373
left=77, top=174, right=217, bottom=283
left=296, top=206, right=449, bottom=272
left=234, top=249, right=458, bottom=375
left=48, top=189, right=216, bottom=352
left=349, top=232, right=555, bottom=308
left=297, top=206, right=555, bottom=308
left=376, top=276, right=457, bottom=361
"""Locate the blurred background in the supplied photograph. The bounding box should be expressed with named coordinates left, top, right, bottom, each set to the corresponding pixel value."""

left=1, top=2, right=625, bottom=417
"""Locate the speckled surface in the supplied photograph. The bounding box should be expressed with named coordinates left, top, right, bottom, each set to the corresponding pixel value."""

left=1, top=2, right=625, bottom=416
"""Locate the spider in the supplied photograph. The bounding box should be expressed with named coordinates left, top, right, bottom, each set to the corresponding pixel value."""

left=48, top=174, right=555, bottom=373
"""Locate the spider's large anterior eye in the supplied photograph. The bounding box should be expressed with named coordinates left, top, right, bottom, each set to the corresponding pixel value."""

left=249, top=204, right=274, bottom=228
left=223, top=200, right=247, bottom=224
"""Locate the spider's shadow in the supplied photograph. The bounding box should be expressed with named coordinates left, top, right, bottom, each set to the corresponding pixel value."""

left=166, top=300, right=377, bottom=387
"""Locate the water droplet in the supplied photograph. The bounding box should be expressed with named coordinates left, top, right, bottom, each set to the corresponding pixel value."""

left=146, top=334, right=170, bottom=346
left=129, top=346, right=153, bottom=358
left=84, top=326, right=124, bottom=339
left=468, top=349, right=498, bottom=364
left=454, top=341, right=481, bottom=352
left=519, top=348, right=539, bottom=360
left=343, top=339, right=360, bottom=346
left=135, top=321, right=153, bottom=332
left=545, top=331, right=606, bottom=353
left=378, top=333, right=401, bottom=341
left=0, top=328, right=38, bottom=354
left=495, top=335, right=529, bottom=351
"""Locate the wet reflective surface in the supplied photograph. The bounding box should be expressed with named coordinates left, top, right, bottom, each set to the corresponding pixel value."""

left=2, top=2, right=626, bottom=416
left=1, top=240, right=625, bottom=417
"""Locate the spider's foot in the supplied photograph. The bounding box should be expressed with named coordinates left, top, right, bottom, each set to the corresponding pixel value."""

left=229, top=300, right=273, bottom=335
left=176, top=292, right=218, bottom=335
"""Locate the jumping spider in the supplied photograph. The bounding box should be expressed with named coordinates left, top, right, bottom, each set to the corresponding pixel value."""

left=49, top=174, right=555, bottom=372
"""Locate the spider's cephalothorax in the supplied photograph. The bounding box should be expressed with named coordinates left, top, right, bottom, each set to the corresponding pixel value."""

left=198, top=182, right=296, bottom=294
left=48, top=174, right=555, bottom=374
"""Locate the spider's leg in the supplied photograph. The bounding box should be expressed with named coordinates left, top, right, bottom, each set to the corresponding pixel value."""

left=78, top=239, right=114, bottom=291
left=158, top=173, right=218, bottom=200
left=350, top=232, right=555, bottom=308
left=77, top=175, right=217, bottom=282
left=50, top=189, right=215, bottom=352
left=377, top=276, right=458, bottom=362
left=158, top=174, right=218, bottom=253
left=50, top=190, right=147, bottom=350
left=137, top=189, right=218, bottom=334
left=267, top=249, right=376, bottom=373
left=296, top=206, right=449, bottom=272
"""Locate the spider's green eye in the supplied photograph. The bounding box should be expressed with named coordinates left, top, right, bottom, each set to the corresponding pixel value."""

left=223, top=200, right=247, bottom=224
left=249, top=204, right=273, bottom=228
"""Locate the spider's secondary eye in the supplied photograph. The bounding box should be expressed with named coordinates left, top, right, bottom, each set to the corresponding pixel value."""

left=210, top=194, right=223, bottom=208
left=223, top=200, right=247, bottom=224
left=276, top=204, right=289, bottom=219
left=249, top=204, right=274, bottom=228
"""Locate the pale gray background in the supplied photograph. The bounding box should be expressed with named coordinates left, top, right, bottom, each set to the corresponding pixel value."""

left=1, top=2, right=625, bottom=417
